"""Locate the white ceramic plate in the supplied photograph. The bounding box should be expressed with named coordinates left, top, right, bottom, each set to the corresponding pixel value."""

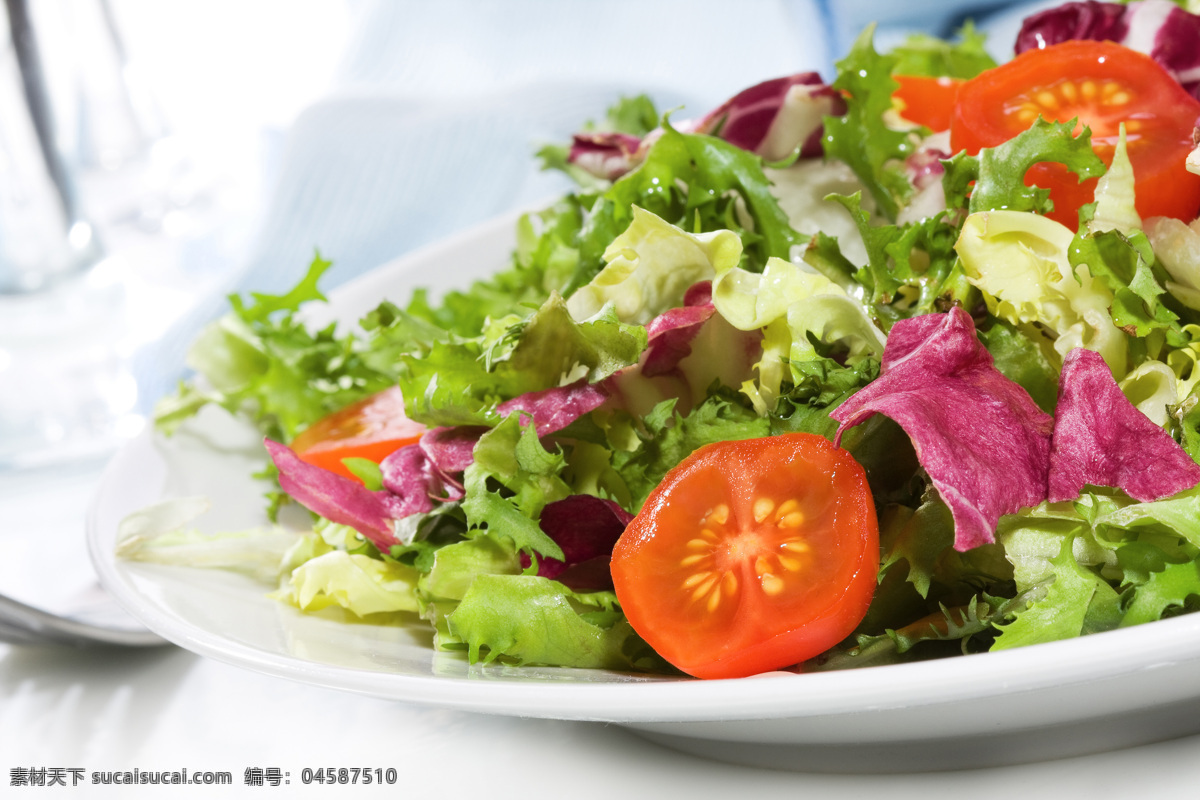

left=88, top=210, right=1200, bottom=774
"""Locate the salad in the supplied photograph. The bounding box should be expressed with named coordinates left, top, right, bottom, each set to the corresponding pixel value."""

left=126, top=0, right=1200, bottom=681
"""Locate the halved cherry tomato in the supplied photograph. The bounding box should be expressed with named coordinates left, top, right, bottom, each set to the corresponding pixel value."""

left=893, top=74, right=963, bottom=132
left=950, top=40, right=1200, bottom=228
left=610, top=433, right=879, bottom=679
left=289, top=386, right=425, bottom=482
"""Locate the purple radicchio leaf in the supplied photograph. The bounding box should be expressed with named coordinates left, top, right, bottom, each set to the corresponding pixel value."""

left=378, top=381, right=610, bottom=503
left=519, top=494, right=633, bottom=590
left=1048, top=348, right=1200, bottom=502
left=496, top=378, right=609, bottom=436
left=1015, top=1, right=1130, bottom=51
left=604, top=281, right=760, bottom=417
left=906, top=142, right=951, bottom=192
left=694, top=72, right=845, bottom=161
left=265, top=438, right=404, bottom=551
left=641, top=281, right=715, bottom=378
left=832, top=308, right=1054, bottom=551
left=567, top=131, right=644, bottom=181
left=378, top=442, right=446, bottom=513
left=1015, top=0, right=1200, bottom=98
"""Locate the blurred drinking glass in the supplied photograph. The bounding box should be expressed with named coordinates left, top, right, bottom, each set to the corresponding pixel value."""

left=0, top=0, right=142, bottom=471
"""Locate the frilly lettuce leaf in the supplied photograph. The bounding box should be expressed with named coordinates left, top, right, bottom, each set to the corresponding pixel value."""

left=821, top=191, right=969, bottom=329
left=154, top=254, right=396, bottom=441
left=942, top=118, right=1105, bottom=218
left=273, top=550, right=420, bottom=616
left=399, top=292, right=645, bottom=427
left=612, top=393, right=770, bottom=511
left=605, top=122, right=802, bottom=273
left=821, top=25, right=916, bottom=221
left=955, top=209, right=1127, bottom=375
left=565, top=206, right=742, bottom=324
left=1121, top=560, right=1200, bottom=628
left=994, top=487, right=1200, bottom=646
left=444, top=574, right=655, bottom=670
left=990, top=533, right=1121, bottom=650
left=1069, top=227, right=1186, bottom=351
left=460, top=414, right=569, bottom=560
left=418, top=535, right=521, bottom=603
left=887, top=21, right=997, bottom=79
left=712, top=254, right=885, bottom=414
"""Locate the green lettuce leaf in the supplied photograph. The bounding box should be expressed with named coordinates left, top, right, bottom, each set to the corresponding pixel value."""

left=115, top=496, right=300, bottom=583
left=445, top=574, right=649, bottom=670
left=418, top=535, right=522, bottom=603
left=977, top=320, right=1060, bottom=413
left=823, top=191, right=970, bottom=328
left=991, top=534, right=1121, bottom=650
left=606, top=122, right=803, bottom=273
left=887, top=21, right=997, bottom=79
left=274, top=550, right=420, bottom=616
left=821, top=26, right=917, bottom=221
left=399, top=292, right=645, bottom=427
left=154, top=254, right=395, bottom=441
left=1069, top=227, right=1187, bottom=351
left=1121, top=560, right=1200, bottom=627
left=612, top=393, right=770, bottom=511
left=943, top=118, right=1106, bottom=218
left=460, top=414, right=569, bottom=560
left=1088, top=126, right=1141, bottom=235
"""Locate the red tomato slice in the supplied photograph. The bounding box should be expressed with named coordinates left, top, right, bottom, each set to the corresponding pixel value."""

left=950, top=40, right=1200, bottom=228
left=610, top=433, right=879, bottom=679
left=289, top=386, right=425, bottom=482
left=893, top=74, right=962, bottom=132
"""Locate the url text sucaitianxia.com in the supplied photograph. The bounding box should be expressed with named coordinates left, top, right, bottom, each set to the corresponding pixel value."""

left=10, top=766, right=400, bottom=787
left=11, top=768, right=232, bottom=787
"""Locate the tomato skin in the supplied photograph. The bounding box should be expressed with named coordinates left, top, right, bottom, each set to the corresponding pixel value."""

left=289, top=386, right=425, bottom=482
left=950, top=40, right=1200, bottom=228
left=893, top=75, right=962, bottom=132
left=610, top=433, right=879, bottom=680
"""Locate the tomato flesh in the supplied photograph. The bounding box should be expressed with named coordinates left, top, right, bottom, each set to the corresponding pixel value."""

left=290, top=386, right=425, bottom=482
left=893, top=75, right=962, bottom=132
left=950, top=40, right=1200, bottom=228
left=610, top=433, right=879, bottom=679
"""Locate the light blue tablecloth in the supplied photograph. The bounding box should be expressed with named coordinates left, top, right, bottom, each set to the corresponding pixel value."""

left=137, top=0, right=1050, bottom=404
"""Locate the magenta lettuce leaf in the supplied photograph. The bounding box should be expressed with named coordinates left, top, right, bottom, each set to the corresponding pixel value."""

left=832, top=308, right=1054, bottom=551
left=693, top=72, right=843, bottom=161
left=495, top=379, right=609, bottom=436
left=640, top=281, right=716, bottom=377
left=566, top=73, right=843, bottom=181
left=379, top=381, right=609, bottom=508
left=266, top=439, right=405, bottom=550
left=567, top=132, right=644, bottom=181
left=1015, top=1, right=1200, bottom=98
left=519, top=494, right=633, bottom=590
left=1049, top=348, right=1200, bottom=502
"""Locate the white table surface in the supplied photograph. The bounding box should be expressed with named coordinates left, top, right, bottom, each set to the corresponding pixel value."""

left=7, top=1, right=1200, bottom=796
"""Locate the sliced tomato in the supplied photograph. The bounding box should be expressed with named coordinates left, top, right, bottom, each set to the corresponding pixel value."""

left=893, top=74, right=962, bottom=132
left=950, top=40, right=1200, bottom=228
left=289, top=386, right=425, bottom=482
left=610, top=433, right=879, bottom=679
